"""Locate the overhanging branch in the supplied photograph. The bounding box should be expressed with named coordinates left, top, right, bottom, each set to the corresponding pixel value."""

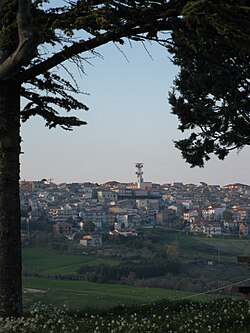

left=19, top=18, right=174, bottom=83
left=19, top=27, right=139, bottom=82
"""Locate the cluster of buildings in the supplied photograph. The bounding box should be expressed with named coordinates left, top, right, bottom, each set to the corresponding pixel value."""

left=20, top=164, right=250, bottom=246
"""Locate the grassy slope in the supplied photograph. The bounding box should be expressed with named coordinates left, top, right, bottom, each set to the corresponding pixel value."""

left=23, top=276, right=222, bottom=310
left=156, top=227, right=250, bottom=262
left=22, top=247, right=119, bottom=274
left=22, top=233, right=250, bottom=276
left=22, top=233, right=249, bottom=310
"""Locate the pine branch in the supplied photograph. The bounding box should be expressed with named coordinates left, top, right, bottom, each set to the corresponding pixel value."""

left=21, top=106, right=87, bottom=130
left=19, top=1, right=177, bottom=83
left=20, top=70, right=89, bottom=130
left=18, top=27, right=142, bottom=82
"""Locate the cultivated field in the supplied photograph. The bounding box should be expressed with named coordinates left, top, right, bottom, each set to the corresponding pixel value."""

left=23, top=276, right=225, bottom=311
left=21, top=231, right=247, bottom=311
left=22, top=247, right=119, bottom=275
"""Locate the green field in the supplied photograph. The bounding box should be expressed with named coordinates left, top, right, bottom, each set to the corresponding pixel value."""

left=22, top=247, right=119, bottom=274
left=23, top=276, right=222, bottom=310
left=156, top=227, right=250, bottom=261
left=21, top=233, right=248, bottom=311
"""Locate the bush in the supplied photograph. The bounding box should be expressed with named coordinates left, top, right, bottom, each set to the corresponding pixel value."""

left=1, top=299, right=250, bottom=333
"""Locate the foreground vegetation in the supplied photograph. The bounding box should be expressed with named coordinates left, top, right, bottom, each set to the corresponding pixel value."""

left=1, top=298, right=250, bottom=333
left=18, top=233, right=250, bottom=332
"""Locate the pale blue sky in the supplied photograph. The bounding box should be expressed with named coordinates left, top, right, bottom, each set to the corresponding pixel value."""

left=20, top=40, right=250, bottom=185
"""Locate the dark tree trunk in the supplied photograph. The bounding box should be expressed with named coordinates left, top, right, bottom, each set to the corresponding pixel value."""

left=0, top=79, right=22, bottom=317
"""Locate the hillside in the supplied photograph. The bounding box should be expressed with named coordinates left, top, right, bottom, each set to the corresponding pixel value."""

left=22, top=228, right=250, bottom=310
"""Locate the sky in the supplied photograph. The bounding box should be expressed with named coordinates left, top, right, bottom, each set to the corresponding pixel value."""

left=20, top=40, right=250, bottom=186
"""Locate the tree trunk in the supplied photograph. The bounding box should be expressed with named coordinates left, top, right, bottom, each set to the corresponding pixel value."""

left=0, top=79, right=22, bottom=317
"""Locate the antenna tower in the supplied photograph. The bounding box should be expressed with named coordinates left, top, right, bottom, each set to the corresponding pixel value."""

left=135, top=163, right=144, bottom=189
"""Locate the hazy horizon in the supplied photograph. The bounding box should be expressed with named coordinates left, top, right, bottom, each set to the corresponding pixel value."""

left=20, top=41, right=250, bottom=187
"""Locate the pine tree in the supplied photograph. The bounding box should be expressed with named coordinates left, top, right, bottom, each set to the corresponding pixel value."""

left=168, top=0, right=250, bottom=167
left=0, top=0, right=179, bottom=317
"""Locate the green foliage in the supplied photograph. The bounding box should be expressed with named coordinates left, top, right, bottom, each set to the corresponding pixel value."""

left=2, top=298, right=250, bottom=332
left=222, top=210, right=233, bottom=221
left=80, top=221, right=95, bottom=232
left=168, top=0, right=250, bottom=167
left=77, top=254, right=182, bottom=282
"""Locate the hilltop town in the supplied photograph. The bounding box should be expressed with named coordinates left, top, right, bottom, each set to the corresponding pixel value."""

left=20, top=164, right=250, bottom=245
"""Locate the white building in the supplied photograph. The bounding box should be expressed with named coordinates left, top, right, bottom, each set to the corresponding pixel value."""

left=80, top=235, right=102, bottom=247
left=202, top=206, right=225, bottom=221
